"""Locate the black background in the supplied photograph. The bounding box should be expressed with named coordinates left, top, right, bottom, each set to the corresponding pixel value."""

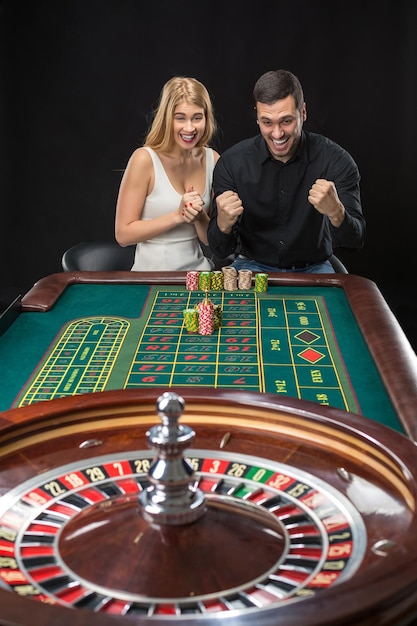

left=1, top=0, right=416, bottom=348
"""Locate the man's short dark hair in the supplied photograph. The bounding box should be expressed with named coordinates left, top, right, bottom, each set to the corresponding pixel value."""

left=253, top=70, right=304, bottom=111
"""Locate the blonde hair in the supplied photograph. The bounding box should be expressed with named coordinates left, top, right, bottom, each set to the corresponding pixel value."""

left=144, top=77, right=216, bottom=151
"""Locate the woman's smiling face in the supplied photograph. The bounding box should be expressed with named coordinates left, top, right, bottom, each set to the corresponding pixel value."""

left=172, top=101, right=206, bottom=149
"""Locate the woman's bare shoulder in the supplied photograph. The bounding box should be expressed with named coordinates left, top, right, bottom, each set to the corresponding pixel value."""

left=212, top=148, right=220, bottom=164
left=128, top=146, right=154, bottom=166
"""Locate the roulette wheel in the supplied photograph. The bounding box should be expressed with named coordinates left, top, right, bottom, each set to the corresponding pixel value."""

left=0, top=387, right=417, bottom=625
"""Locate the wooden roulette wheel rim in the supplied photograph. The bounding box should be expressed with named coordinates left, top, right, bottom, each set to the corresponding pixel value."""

left=0, top=387, right=416, bottom=625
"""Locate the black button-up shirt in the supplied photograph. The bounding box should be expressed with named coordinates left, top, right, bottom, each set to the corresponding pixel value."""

left=208, top=131, right=365, bottom=267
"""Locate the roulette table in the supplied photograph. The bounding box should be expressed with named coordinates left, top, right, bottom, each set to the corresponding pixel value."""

left=0, top=271, right=417, bottom=625
left=0, top=271, right=416, bottom=438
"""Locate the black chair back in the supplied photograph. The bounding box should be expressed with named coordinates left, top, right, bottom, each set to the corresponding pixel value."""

left=62, top=241, right=135, bottom=271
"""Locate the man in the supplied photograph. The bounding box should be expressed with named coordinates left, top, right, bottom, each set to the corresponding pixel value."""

left=208, top=69, right=365, bottom=273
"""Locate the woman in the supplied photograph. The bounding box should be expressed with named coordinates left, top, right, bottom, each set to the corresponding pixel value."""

left=115, top=76, right=219, bottom=271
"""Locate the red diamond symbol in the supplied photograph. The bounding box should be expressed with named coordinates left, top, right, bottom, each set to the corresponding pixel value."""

left=298, top=348, right=325, bottom=364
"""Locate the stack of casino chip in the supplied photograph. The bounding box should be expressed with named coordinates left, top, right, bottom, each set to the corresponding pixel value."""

left=183, top=307, right=199, bottom=332
left=198, top=297, right=214, bottom=335
left=213, top=305, right=223, bottom=330
left=186, top=271, right=200, bottom=291
left=238, top=269, right=252, bottom=290
left=199, top=271, right=212, bottom=291
left=222, top=266, right=238, bottom=290
left=211, top=270, right=224, bottom=290
left=254, top=273, right=268, bottom=292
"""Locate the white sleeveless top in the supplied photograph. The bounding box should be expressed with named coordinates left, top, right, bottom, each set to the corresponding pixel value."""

left=131, top=147, right=214, bottom=271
